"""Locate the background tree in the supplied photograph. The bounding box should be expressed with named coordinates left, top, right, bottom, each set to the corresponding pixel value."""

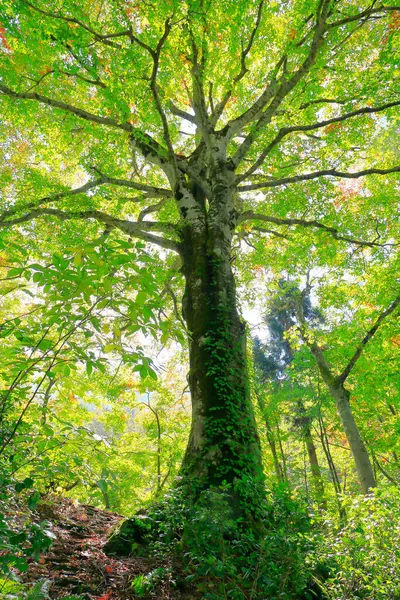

left=294, top=284, right=399, bottom=493
left=253, top=281, right=326, bottom=506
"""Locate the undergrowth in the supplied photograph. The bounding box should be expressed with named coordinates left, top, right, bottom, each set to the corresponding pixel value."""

left=110, top=483, right=325, bottom=599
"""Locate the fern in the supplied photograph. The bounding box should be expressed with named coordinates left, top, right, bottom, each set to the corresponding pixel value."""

left=25, top=580, right=50, bottom=600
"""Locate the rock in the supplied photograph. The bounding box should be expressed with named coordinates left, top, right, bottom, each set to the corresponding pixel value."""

left=103, top=513, right=155, bottom=557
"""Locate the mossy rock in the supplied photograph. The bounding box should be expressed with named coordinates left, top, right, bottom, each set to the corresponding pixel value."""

left=103, top=513, right=155, bottom=556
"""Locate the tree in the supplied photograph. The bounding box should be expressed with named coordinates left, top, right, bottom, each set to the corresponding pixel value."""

left=295, top=283, right=399, bottom=493
left=1, top=0, right=399, bottom=520
left=254, top=282, right=326, bottom=506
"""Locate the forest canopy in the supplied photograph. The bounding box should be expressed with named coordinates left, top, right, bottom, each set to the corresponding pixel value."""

left=0, top=0, right=399, bottom=598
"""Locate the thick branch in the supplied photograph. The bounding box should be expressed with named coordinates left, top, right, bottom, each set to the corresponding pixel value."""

left=149, top=18, right=177, bottom=170
left=299, top=97, right=357, bottom=109
left=0, top=208, right=179, bottom=252
left=221, top=57, right=283, bottom=141
left=211, top=0, right=264, bottom=125
left=189, top=30, right=212, bottom=146
left=0, top=178, right=104, bottom=221
left=227, top=0, right=330, bottom=150
left=93, top=171, right=172, bottom=198
left=239, top=100, right=400, bottom=181
left=328, top=5, right=400, bottom=29
left=0, top=84, right=170, bottom=167
left=0, top=82, right=131, bottom=129
left=0, top=176, right=172, bottom=226
left=338, top=293, right=400, bottom=384
left=169, top=101, right=197, bottom=124
left=238, top=211, right=395, bottom=248
left=235, top=0, right=264, bottom=84
left=138, top=199, right=168, bottom=222
left=238, top=166, right=400, bottom=191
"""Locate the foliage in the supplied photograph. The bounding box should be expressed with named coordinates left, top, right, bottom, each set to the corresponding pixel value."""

left=0, top=0, right=399, bottom=596
left=316, top=487, right=400, bottom=599
left=0, top=469, right=53, bottom=579
left=109, top=485, right=322, bottom=599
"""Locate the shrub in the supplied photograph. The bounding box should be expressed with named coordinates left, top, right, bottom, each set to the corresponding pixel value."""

left=316, top=486, right=400, bottom=599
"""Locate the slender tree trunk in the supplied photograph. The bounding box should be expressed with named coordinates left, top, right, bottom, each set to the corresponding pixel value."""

left=296, top=307, right=376, bottom=493
left=304, top=428, right=326, bottom=508
left=329, top=384, right=376, bottom=493
left=295, top=400, right=326, bottom=507
left=319, top=415, right=346, bottom=522
left=256, top=391, right=284, bottom=483
left=41, top=378, right=56, bottom=425
left=276, top=419, right=289, bottom=484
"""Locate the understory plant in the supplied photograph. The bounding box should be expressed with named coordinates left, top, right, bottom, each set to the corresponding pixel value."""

left=316, top=487, right=400, bottom=600
left=109, top=483, right=324, bottom=599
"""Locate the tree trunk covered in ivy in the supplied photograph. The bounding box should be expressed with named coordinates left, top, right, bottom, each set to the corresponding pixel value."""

left=178, top=173, right=264, bottom=513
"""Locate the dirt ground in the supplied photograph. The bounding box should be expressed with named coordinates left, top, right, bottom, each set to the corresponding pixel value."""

left=21, top=497, right=193, bottom=600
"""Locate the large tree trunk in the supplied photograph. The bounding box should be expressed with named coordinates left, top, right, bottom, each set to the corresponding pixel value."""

left=172, top=155, right=266, bottom=518
left=105, top=220, right=266, bottom=555
left=105, top=167, right=267, bottom=556
left=180, top=217, right=265, bottom=512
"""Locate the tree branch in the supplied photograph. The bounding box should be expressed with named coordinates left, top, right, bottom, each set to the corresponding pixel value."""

left=210, top=0, right=264, bottom=125
left=0, top=208, right=180, bottom=252
left=169, top=101, right=197, bottom=124
left=328, top=5, right=400, bottom=29
left=235, top=0, right=265, bottom=83
left=229, top=0, right=331, bottom=161
left=0, top=83, right=170, bottom=167
left=0, top=176, right=172, bottom=226
left=93, top=171, right=173, bottom=198
left=149, top=17, right=177, bottom=171
left=238, top=166, right=400, bottom=191
left=220, top=55, right=284, bottom=141
left=189, top=30, right=212, bottom=146
left=237, top=211, right=396, bottom=247
left=0, top=82, right=130, bottom=128
left=251, top=226, right=289, bottom=240
left=338, top=293, right=400, bottom=384
left=0, top=178, right=104, bottom=221
left=239, top=100, right=400, bottom=181
left=23, top=0, right=129, bottom=49
left=138, top=198, right=169, bottom=222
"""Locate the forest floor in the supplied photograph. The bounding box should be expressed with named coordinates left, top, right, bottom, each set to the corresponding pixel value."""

left=21, top=497, right=193, bottom=600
